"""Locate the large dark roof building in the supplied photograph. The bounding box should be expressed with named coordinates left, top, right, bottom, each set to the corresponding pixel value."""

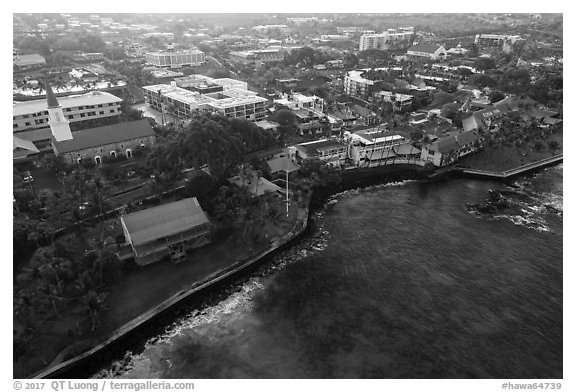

left=52, top=119, right=156, bottom=163
left=121, top=197, right=211, bottom=265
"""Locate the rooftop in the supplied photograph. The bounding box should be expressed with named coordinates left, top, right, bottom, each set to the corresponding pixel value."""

left=52, top=119, right=155, bottom=154
left=121, top=197, right=209, bottom=247
left=13, top=91, right=123, bottom=116
left=408, top=43, right=444, bottom=53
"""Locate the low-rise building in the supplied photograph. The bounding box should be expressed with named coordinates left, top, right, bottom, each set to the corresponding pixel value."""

left=145, top=50, right=206, bottom=68
left=52, top=119, right=156, bottom=164
left=13, top=54, right=46, bottom=70
left=420, top=130, right=481, bottom=166
left=295, top=139, right=348, bottom=167
left=407, top=43, right=447, bottom=60
left=229, top=49, right=284, bottom=66
left=121, top=197, right=211, bottom=265
left=462, top=107, right=504, bottom=133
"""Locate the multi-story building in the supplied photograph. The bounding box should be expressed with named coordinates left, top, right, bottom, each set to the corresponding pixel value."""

left=345, top=128, right=406, bottom=165
left=121, top=197, right=211, bottom=265
left=142, top=81, right=267, bottom=122
left=420, top=130, right=481, bottom=167
left=13, top=90, right=123, bottom=151
left=359, top=28, right=414, bottom=51
left=229, top=49, right=284, bottom=66
left=474, top=34, right=522, bottom=50
left=344, top=69, right=376, bottom=96
left=407, top=43, right=447, bottom=60
left=373, top=91, right=414, bottom=112
left=145, top=49, right=206, bottom=69
left=295, top=139, right=348, bottom=167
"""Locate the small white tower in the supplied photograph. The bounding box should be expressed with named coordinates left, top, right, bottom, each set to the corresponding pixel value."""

left=46, top=78, right=73, bottom=141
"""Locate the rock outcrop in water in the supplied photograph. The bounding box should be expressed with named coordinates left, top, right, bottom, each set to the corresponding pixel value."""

left=467, top=190, right=521, bottom=215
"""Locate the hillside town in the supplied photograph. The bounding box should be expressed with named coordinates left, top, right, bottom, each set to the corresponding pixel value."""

left=13, top=13, right=563, bottom=378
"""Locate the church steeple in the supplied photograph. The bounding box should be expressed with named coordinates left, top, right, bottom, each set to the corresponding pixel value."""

left=45, top=77, right=73, bottom=142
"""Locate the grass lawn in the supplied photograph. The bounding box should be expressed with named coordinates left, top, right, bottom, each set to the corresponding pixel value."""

left=458, top=129, right=563, bottom=172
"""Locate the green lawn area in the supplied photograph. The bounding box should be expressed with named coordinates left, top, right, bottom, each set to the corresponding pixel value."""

left=458, top=128, right=563, bottom=172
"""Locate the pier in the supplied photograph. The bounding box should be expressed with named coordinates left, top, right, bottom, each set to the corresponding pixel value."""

left=460, top=154, right=563, bottom=180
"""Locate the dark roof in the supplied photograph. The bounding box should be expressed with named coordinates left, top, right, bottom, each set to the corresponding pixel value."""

left=408, top=43, right=443, bottom=53
left=121, top=197, right=209, bottom=246
left=53, top=119, right=155, bottom=154
left=428, top=130, right=480, bottom=153
left=45, top=78, right=60, bottom=108
left=393, top=143, right=421, bottom=155
left=267, top=156, right=299, bottom=174
left=455, top=130, right=480, bottom=146
left=297, top=139, right=346, bottom=155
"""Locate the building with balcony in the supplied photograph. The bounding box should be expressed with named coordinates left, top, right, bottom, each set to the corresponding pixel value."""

left=359, top=28, right=414, bottom=51
left=229, top=49, right=284, bottom=66
left=13, top=90, right=123, bottom=152
left=145, top=49, right=206, bottom=69
left=142, top=81, right=267, bottom=122
left=295, top=139, right=348, bottom=167
left=474, top=34, right=522, bottom=50
left=345, top=128, right=406, bottom=165
left=121, top=197, right=211, bottom=265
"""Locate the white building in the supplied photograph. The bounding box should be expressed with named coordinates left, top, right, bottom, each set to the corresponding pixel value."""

left=345, top=128, right=406, bottom=165
left=359, top=28, right=414, bottom=51
left=142, top=81, right=267, bottom=122
left=475, top=34, right=522, bottom=49
left=145, top=50, right=206, bottom=68
left=295, top=139, right=348, bottom=167
left=229, top=49, right=284, bottom=66
left=13, top=90, right=123, bottom=151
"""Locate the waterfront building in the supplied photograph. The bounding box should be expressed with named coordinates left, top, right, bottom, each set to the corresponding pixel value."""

left=420, top=130, right=481, bottom=166
left=52, top=118, right=156, bottom=164
left=145, top=50, right=206, bottom=68
left=345, top=128, right=406, bottom=165
left=407, top=43, right=447, bottom=60
left=121, top=197, right=211, bottom=265
left=295, top=139, right=348, bottom=166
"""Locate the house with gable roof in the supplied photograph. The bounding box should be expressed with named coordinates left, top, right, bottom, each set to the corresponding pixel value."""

left=420, top=130, right=482, bottom=166
left=407, top=43, right=447, bottom=60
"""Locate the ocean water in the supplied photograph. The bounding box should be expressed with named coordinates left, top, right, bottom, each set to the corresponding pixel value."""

left=97, top=165, right=563, bottom=379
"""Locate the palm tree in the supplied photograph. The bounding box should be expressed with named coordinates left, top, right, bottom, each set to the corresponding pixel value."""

left=54, top=76, right=68, bottom=92
left=85, top=226, right=119, bottom=286
left=70, top=77, right=83, bottom=91
left=80, top=290, right=109, bottom=332
left=34, top=80, right=46, bottom=95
